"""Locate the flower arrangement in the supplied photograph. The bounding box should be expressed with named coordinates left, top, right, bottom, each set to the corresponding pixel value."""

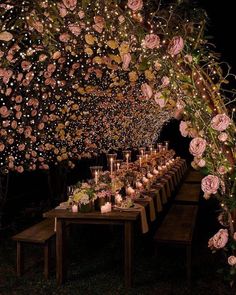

left=71, top=182, right=95, bottom=211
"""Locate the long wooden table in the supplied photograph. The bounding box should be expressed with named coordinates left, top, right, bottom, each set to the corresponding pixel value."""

left=43, top=209, right=139, bottom=288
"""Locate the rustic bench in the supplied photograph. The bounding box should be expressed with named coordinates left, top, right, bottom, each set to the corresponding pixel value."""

left=175, top=183, right=201, bottom=203
left=12, top=218, right=55, bottom=279
left=154, top=204, right=198, bottom=280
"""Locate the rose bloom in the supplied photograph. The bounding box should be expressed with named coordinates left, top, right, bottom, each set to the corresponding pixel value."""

left=78, top=10, right=85, bottom=19
left=218, top=132, right=228, bottom=142
left=0, top=143, right=5, bottom=152
left=47, top=64, right=56, bottom=73
left=93, top=16, right=105, bottom=33
left=57, top=3, right=67, bottom=17
left=155, top=97, right=166, bottom=108
left=17, top=73, right=23, bottom=82
left=21, top=60, right=32, bottom=71
left=179, top=121, right=188, bottom=137
left=208, top=229, right=228, bottom=250
left=161, top=76, right=170, bottom=87
left=39, top=54, right=47, bottom=62
left=32, top=20, right=44, bottom=33
left=127, top=0, right=143, bottom=12
left=189, top=137, right=206, bottom=157
left=201, top=175, right=220, bottom=196
left=59, top=33, right=70, bottom=43
left=194, top=157, right=206, bottom=168
left=211, top=114, right=230, bottom=131
left=141, top=83, right=153, bottom=99
left=168, top=36, right=184, bottom=56
left=63, top=0, right=77, bottom=10
left=0, top=106, right=10, bottom=118
left=69, top=23, right=81, bottom=36
left=184, top=54, right=193, bottom=63
left=122, top=53, right=131, bottom=70
left=143, top=34, right=160, bottom=49
left=228, top=256, right=236, bottom=266
left=118, top=15, right=125, bottom=23
left=18, top=144, right=25, bottom=151
left=218, top=166, right=227, bottom=175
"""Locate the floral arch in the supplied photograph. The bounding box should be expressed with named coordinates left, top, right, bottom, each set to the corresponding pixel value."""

left=0, top=0, right=236, bottom=280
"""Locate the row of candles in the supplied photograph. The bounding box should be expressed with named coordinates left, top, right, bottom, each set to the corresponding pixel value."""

left=90, top=142, right=169, bottom=184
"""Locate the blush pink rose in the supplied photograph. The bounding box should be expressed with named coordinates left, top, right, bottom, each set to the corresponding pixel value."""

left=118, top=15, right=125, bottom=23
left=218, top=166, right=227, bottom=175
left=69, top=23, right=81, bottom=36
left=63, top=0, right=77, bottom=10
left=93, top=16, right=105, bottom=33
left=17, top=73, right=23, bottom=82
left=21, top=60, right=32, bottom=71
left=122, top=53, right=131, bottom=70
left=127, top=0, right=143, bottom=12
left=141, top=83, right=153, bottom=99
left=0, top=106, right=10, bottom=118
left=78, top=10, right=85, bottom=19
left=32, top=20, right=44, bottom=33
left=208, top=229, right=228, bottom=250
left=179, top=121, right=188, bottom=137
left=143, top=34, right=160, bottom=49
left=228, top=256, right=236, bottom=266
left=39, top=54, right=48, bottom=62
left=57, top=3, right=67, bottom=17
left=218, top=132, right=228, bottom=142
left=59, top=33, right=70, bottom=43
left=211, top=114, right=230, bottom=131
left=0, top=143, right=5, bottom=152
left=189, top=137, right=206, bottom=157
left=155, top=96, right=166, bottom=108
left=168, top=36, right=184, bottom=56
left=47, top=64, right=57, bottom=73
left=161, top=76, right=170, bottom=87
left=18, top=144, right=25, bottom=151
left=201, top=175, right=220, bottom=197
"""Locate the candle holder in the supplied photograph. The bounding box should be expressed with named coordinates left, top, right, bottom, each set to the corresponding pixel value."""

left=115, top=159, right=123, bottom=171
left=139, top=147, right=146, bottom=157
left=106, top=153, right=117, bottom=176
left=122, top=150, right=132, bottom=169
left=157, top=143, right=163, bottom=153
left=137, top=155, right=143, bottom=167
left=164, top=141, right=169, bottom=150
left=148, top=145, right=154, bottom=154
left=90, top=166, right=103, bottom=185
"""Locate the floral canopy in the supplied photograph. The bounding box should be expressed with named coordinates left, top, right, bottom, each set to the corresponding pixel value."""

left=0, top=0, right=236, bottom=282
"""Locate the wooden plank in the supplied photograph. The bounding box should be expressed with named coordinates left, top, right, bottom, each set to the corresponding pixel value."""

left=44, top=209, right=139, bottom=221
left=154, top=205, right=198, bottom=244
left=12, top=219, right=55, bottom=244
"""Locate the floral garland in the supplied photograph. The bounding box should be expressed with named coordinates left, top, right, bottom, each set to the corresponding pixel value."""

left=0, top=0, right=236, bottom=282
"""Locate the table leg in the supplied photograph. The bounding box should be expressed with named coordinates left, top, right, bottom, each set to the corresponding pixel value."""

left=56, top=219, right=67, bottom=285
left=124, top=221, right=133, bottom=289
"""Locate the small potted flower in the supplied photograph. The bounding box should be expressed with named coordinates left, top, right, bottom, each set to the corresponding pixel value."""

left=72, top=182, right=95, bottom=213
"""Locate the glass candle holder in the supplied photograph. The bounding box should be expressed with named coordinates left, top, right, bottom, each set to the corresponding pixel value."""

left=139, top=147, right=146, bottom=157
left=137, top=155, right=143, bottom=167
left=90, top=166, right=103, bottom=184
left=122, top=150, right=132, bottom=169
left=115, top=159, right=123, bottom=171
left=164, top=141, right=169, bottom=150
left=106, top=153, right=117, bottom=175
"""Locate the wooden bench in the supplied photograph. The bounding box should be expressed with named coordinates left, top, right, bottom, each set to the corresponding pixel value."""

left=12, top=218, right=55, bottom=279
left=175, top=183, right=201, bottom=203
left=154, top=204, right=198, bottom=280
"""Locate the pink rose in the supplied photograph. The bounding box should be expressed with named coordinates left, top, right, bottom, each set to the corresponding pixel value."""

left=21, top=61, right=32, bottom=71
left=121, top=53, right=131, bottom=70
left=39, top=54, right=47, bottom=62
left=0, top=106, right=10, bottom=118
left=155, top=97, right=166, bottom=108
left=47, top=64, right=56, bottom=73
left=228, top=256, right=236, bottom=266
left=18, top=144, right=25, bottom=151
left=52, top=51, right=61, bottom=59
left=0, top=143, right=5, bottom=152
left=201, top=175, right=220, bottom=197
left=118, top=15, right=125, bottom=23
left=62, top=0, right=77, bottom=10
left=17, top=73, right=23, bottom=82
left=143, top=34, right=160, bottom=49
left=208, top=229, right=228, bottom=250
left=218, top=166, right=227, bottom=175
left=195, top=158, right=205, bottom=168
left=69, top=23, right=81, bottom=36
left=189, top=137, right=206, bottom=157
left=173, top=108, right=183, bottom=120
left=184, top=54, right=193, bottom=63
left=93, top=16, right=105, bottom=33
left=141, top=83, right=153, bottom=99
left=218, top=132, right=228, bottom=142
left=168, top=36, right=184, bottom=56
left=59, top=33, right=70, bottom=43
left=0, top=31, right=13, bottom=42
left=211, top=114, right=230, bottom=131
left=57, top=3, right=67, bottom=17
left=179, top=121, right=188, bottom=137
left=161, top=76, right=170, bottom=87
left=127, top=0, right=143, bottom=12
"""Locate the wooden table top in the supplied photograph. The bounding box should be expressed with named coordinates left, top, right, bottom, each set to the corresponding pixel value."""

left=43, top=208, right=140, bottom=221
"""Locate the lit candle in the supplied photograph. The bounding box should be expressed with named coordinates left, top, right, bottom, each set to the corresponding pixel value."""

left=72, top=204, right=78, bottom=213
left=110, top=158, right=113, bottom=175
left=101, top=202, right=112, bottom=213
left=145, top=154, right=148, bottom=161
left=117, top=162, right=120, bottom=171
left=95, top=171, right=98, bottom=185
left=139, top=156, right=142, bottom=167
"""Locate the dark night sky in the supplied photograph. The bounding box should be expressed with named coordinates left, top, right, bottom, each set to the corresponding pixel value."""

left=197, top=1, right=236, bottom=72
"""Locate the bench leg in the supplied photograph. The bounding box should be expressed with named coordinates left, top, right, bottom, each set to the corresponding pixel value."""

left=44, top=241, right=50, bottom=279
left=17, top=241, right=24, bottom=277
left=186, top=245, right=191, bottom=282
